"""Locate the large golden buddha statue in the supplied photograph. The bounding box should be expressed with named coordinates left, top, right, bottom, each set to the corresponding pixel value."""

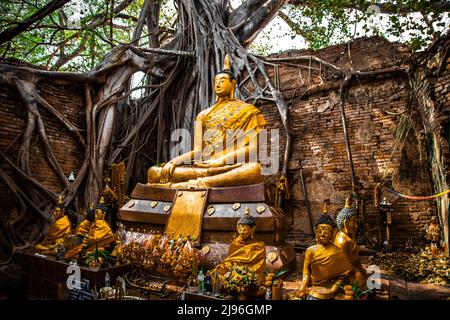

left=212, top=208, right=266, bottom=285
left=335, top=197, right=367, bottom=288
left=35, top=195, right=72, bottom=255
left=147, top=55, right=266, bottom=188
left=297, top=214, right=354, bottom=300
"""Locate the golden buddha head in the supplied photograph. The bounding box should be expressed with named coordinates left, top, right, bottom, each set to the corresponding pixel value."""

left=214, top=54, right=236, bottom=99
left=236, top=207, right=256, bottom=240
left=53, top=195, right=65, bottom=219
left=314, top=214, right=336, bottom=245
left=336, top=197, right=357, bottom=235
left=95, top=197, right=108, bottom=220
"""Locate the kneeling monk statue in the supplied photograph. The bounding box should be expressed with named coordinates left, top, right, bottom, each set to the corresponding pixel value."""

left=147, top=55, right=266, bottom=188
left=335, top=197, right=367, bottom=289
left=65, top=197, right=115, bottom=261
left=297, top=214, right=354, bottom=300
left=212, top=208, right=266, bottom=285
left=35, top=195, right=72, bottom=255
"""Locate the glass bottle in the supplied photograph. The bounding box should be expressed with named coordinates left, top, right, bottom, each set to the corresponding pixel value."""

left=197, top=268, right=205, bottom=294
left=204, top=273, right=212, bottom=295
left=213, top=271, right=220, bottom=296
left=105, top=272, right=111, bottom=288
left=190, top=275, right=198, bottom=293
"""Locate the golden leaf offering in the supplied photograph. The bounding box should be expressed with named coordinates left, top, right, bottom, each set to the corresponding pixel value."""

left=207, top=206, right=215, bottom=215
left=267, top=251, right=278, bottom=263
left=256, top=205, right=266, bottom=214
left=202, top=245, right=210, bottom=255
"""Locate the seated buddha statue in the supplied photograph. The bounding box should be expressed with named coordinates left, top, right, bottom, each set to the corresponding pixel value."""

left=35, top=195, right=72, bottom=255
left=147, top=55, right=266, bottom=189
left=65, top=197, right=115, bottom=260
left=335, top=197, right=367, bottom=288
left=212, top=208, right=266, bottom=286
left=75, top=203, right=95, bottom=239
left=297, top=214, right=354, bottom=300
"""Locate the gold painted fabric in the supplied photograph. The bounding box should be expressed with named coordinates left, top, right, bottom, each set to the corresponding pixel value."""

left=165, top=190, right=206, bottom=243
left=75, top=220, right=92, bottom=238
left=202, top=99, right=266, bottom=159
left=334, top=231, right=367, bottom=288
left=214, top=238, right=266, bottom=285
left=85, top=219, right=115, bottom=249
left=334, top=231, right=360, bottom=264
left=304, top=243, right=353, bottom=288
left=42, top=215, right=72, bottom=245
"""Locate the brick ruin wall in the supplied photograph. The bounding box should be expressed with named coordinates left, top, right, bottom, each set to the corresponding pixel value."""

left=0, top=36, right=448, bottom=249
left=258, top=36, right=448, bottom=249
left=0, top=74, right=86, bottom=218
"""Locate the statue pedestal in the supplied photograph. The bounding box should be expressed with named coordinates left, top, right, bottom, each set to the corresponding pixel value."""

left=119, top=183, right=296, bottom=273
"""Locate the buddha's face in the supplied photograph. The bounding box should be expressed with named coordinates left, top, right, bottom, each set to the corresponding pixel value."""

left=344, top=215, right=358, bottom=235
left=214, top=73, right=235, bottom=98
left=315, top=224, right=334, bottom=245
left=95, top=209, right=105, bottom=220
left=237, top=224, right=255, bottom=240
left=53, top=207, right=64, bottom=219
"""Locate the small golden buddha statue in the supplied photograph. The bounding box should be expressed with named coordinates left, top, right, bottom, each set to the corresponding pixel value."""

left=147, top=55, right=266, bottom=188
left=75, top=203, right=95, bottom=239
left=335, top=197, right=367, bottom=288
left=297, top=214, right=354, bottom=300
left=35, top=195, right=72, bottom=255
left=212, top=207, right=266, bottom=286
left=84, top=197, right=115, bottom=248
left=111, top=240, right=124, bottom=266
left=65, top=197, right=115, bottom=260
left=425, top=216, right=441, bottom=254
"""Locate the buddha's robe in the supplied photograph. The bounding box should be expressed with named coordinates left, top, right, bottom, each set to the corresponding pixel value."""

left=65, top=219, right=114, bottom=260
left=84, top=219, right=115, bottom=249
left=75, top=220, right=92, bottom=238
left=201, top=98, right=266, bottom=161
left=35, top=215, right=72, bottom=251
left=334, top=231, right=366, bottom=287
left=304, top=243, right=354, bottom=289
left=334, top=231, right=360, bottom=265
left=213, top=237, right=266, bottom=285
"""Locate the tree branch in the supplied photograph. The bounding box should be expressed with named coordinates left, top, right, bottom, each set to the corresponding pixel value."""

left=277, top=10, right=307, bottom=37
left=234, top=0, right=288, bottom=46
left=0, top=0, right=71, bottom=45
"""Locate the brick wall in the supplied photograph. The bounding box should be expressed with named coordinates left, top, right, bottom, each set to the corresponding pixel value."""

left=257, top=36, right=444, bottom=248
left=0, top=65, right=86, bottom=218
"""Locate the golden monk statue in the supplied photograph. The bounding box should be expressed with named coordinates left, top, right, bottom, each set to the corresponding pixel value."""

left=147, top=55, right=266, bottom=188
left=335, top=197, right=367, bottom=288
left=297, top=214, right=354, bottom=300
left=75, top=203, right=95, bottom=239
left=425, top=216, right=441, bottom=254
left=65, top=197, right=115, bottom=261
left=35, top=195, right=72, bottom=255
left=213, top=208, right=266, bottom=286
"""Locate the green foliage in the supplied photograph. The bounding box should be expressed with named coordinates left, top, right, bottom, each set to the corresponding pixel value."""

left=280, top=0, right=449, bottom=51
left=0, top=0, right=176, bottom=71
